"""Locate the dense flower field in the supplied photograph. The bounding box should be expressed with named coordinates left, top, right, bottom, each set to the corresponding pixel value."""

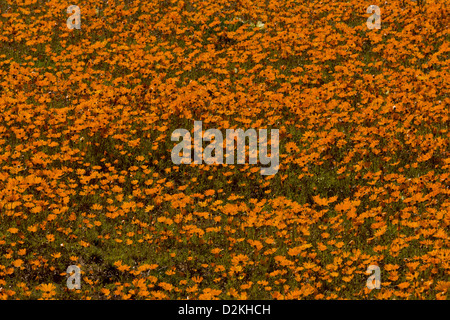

left=0, top=0, right=449, bottom=299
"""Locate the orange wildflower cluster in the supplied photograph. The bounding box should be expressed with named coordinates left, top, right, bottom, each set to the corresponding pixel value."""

left=0, top=0, right=449, bottom=299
